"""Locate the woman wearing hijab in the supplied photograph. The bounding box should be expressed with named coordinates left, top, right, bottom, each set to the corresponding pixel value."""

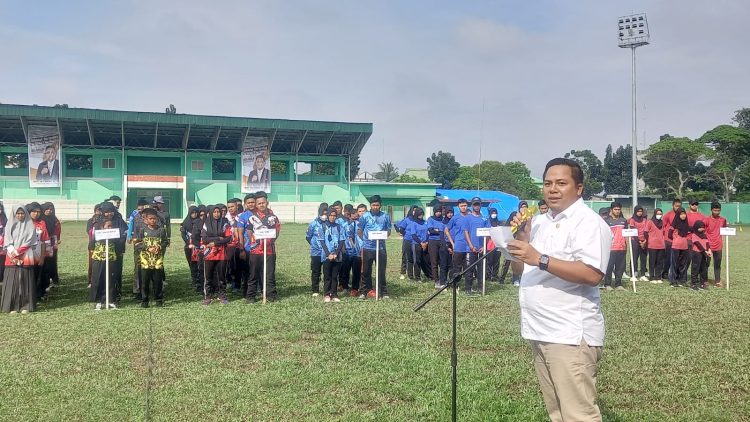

left=426, top=206, right=449, bottom=288
left=628, top=205, right=649, bottom=281
left=405, top=207, right=430, bottom=282
left=667, top=208, right=691, bottom=287
left=305, top=203, right=328, bottom=297
left=397, top=205, right=419, bottom=280
left=645, top=208, right=666, bottom=283
left=26, top=203, right=51, bottom=300
left=200, top=205, right=232, bottom=305
left=181, top=206, right=202, bottom=293
left=319, top=206, right=345, bottom=302
left=2, top=206, right=41, bottom=313
left=690, top=220, right=711, bottom=291
left=485, top=207, right=502, bottom=281
left=41, top=202, right=61, bottom=290
left=0, top=202, right=7, bottom=284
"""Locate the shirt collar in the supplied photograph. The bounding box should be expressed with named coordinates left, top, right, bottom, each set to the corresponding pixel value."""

left=546, top=197, right=584, bottom=222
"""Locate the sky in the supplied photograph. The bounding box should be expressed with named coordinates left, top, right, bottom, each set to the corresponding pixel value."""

left=1, top=0, right=748, bottom=177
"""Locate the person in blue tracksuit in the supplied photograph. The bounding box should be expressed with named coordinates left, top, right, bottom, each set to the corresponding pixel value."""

left=305, top=203, right=328, bottom=296
left=405, top=207, right=430, bottom=281
left=341, top=204, right=364, bottom=296
left=396, top=205, right=418, bottom=279
left=446, top=199, right=470, bottom=285
left=427, top=206, right=449, bottom=288
left=319, top=206, right=345, bottom=302
left=336, top=204, right=352, bottom=292
left=463, top=197, right=488, bottom=295
left=357, top=195, right=392, bottom=299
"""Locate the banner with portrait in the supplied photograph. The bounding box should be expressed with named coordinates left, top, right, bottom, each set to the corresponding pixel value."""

left=241, top=135, right=271, bottom=193
left=28, top=125, right=61, bottom=188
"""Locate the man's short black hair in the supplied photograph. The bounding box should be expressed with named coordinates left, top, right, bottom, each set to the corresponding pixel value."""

left=369, top=195, right=381, bottom=204
left=537, top=200, right=547, bottom=207
left=255, top=191, right=268, bottom=199
left=611, top=201, right=623, bottom=209
left=332, top=200, right=343, bottom=207
left=356, top=203, right=367, bottom=210
left=457, top=198, right=468, bottom=205
left=711, top=201, right=721, bottom=210
left=672, top=198, right=682, bottom=205
left=244, top=193, right=256, bottom=201
left=543, top=158, right=584, bottom=185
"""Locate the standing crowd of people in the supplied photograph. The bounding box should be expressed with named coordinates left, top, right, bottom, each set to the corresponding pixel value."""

left=602, top=199, right=728, bottom=291
left=0, top=191, right=733, bottom=314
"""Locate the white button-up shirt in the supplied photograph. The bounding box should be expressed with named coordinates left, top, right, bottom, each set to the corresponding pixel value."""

left=519, top=198, right=612, bottom=346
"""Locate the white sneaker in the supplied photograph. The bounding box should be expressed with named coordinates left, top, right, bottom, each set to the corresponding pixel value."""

left=640, top=276, right=649, bottom=282
left=656, top=279, right=664, bottom=284
left=20, top=310, right=29, bottom=314
left=108, top=303, right=118, bottom=310
left=95, top=303, right=102, bottom=310
left=399, top=275, right=405, bottom=280
left=333, top=297, right=341, bottom=303
left=382, top=295, right=390, bottom=300
left=512, top=281, right=520, bottom=287
left=650, top=279, right=659, bottom=284
left=324, top=295, right=331, bottom=303
left=311, top=293, right=319, bottom=297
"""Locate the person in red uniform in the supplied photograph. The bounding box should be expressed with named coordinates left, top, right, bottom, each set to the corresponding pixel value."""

left=27, top=202, right=51, bottom=300
left=704, top=202, right=727, bottom=287
left=661, top=199, right=682, bottom=280
left=689, top=221, right=711, bottom=291
left=246, top=191, right=281, bottom=303
left=604, top=202, right=628, bottom=291
left=645, top=208, right=666, bottom=283
left=201, top=205, right=232, bottom=305
left=628, top=205, right=649, bottom=281
left=667, top=208, right=691, bottom=287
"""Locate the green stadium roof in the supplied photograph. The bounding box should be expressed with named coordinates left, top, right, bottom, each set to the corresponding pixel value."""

left=0, top=104, right=372, bottom=156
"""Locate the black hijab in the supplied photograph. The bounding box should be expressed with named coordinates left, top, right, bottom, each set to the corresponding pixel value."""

left=41, top=202, right=57, bottom=235
left=182, top=206, right=198, bottom=231
left=631, top=205, right=645, bottom=223
left=651, top=208, right=663, bottom=230
left=414, top=207, right=425, bottom=223
left=671, top=207, right=690, bottom=237
left=488, top=207, right=501, bottom=227
left=693, top=220, right=707, bottom=239
left=204, top=205, right=226, bottom=238
left=505, top=211, right=518, bottom=227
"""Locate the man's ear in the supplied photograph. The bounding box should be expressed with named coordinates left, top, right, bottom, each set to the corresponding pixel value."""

left=577, top=184, right=584, bottom=196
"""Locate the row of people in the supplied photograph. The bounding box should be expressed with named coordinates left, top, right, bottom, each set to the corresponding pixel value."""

left=603, top=199, right=728, bottom=291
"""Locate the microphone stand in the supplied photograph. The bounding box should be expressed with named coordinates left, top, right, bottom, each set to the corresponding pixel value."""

left=413, top=249, right=496, bottom=422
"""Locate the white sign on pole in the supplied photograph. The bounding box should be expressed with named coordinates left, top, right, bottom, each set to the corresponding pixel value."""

left=720, top=227, right=736, bottom=236
left=622, top=228, right=639, bottom=237
left=95, top=228, right=121, bottom=241
left=368, top=230, right=388, bottom=240
left=476, top=227, right=491, bottom=237
left=255, top=228, right=277, bottom=240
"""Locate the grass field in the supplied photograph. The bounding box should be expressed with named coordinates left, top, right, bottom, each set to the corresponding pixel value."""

left=1, top=222, right=748, bottom=421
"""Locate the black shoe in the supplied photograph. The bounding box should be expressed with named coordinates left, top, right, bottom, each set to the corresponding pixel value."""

left=141, top=302, right=149, bottom=308
left=690, top=285, right=700, bottom=291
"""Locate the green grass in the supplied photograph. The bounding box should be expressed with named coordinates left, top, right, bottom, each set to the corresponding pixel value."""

left=1, top=222, right=748, bottom=421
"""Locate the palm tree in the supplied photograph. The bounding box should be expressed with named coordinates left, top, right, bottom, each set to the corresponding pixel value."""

left=374, top=162, right=399, bottom=182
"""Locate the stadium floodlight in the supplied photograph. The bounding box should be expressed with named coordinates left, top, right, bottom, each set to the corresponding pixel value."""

left=618, top=13, right=650, bottom=208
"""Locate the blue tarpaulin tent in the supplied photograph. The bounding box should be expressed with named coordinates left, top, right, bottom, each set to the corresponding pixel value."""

left=433, top=189, right=520, bottom=222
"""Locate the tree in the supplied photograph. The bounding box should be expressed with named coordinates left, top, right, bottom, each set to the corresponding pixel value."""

left=374, top=162, right=399, bottom=182
left=699, top=125, right=750, bottom=201
left=602, top=144, right=638, bottom=196
left=426, top=151, right=460, bottom=188
left=564, top=149, right=604, bottom=199
left=733, top=108, right=750, bottom=131
left=165, top=104, right=177, bottom=114
left=392, top=174, right=431, bottom=183
left=347, top=154, right=361, bottom=181
left=451, top=161, right=541, bottom=199
left=642, top=136, right=712, bottom=199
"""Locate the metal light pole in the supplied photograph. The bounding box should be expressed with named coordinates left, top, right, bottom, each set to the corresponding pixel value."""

left=618, top=13, right=650, bottom=208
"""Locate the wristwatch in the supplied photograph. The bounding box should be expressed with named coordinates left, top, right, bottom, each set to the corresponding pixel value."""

left=538, top=254, right=550, bottom=271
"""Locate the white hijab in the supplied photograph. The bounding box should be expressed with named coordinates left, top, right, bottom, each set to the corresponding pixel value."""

left=5, top=206, right=38, bottom=251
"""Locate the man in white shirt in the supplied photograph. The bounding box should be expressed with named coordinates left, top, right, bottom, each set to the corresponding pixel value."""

left=508, top=158, right=612, bottom=422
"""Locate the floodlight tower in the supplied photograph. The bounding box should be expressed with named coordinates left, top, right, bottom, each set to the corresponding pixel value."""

left=618, top=13, right=650, bottom=208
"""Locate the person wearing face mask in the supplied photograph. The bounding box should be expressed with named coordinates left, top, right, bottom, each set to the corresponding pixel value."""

left=661, top=199, right=682, bottom=280
left=667, top=208, right=691, bottom=287
left=396, top=205, right=418, bottom=280
left=690, top=220, right=711, bottom=291
left=628, top=205, right=649, bottom=281
left=486, top=207, right=502, bottom=282
left=306, top=203, right=328, bottom=297
left=645, top=208, right=666, bottom=283
left=426, top=206, right=449, bottom=288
